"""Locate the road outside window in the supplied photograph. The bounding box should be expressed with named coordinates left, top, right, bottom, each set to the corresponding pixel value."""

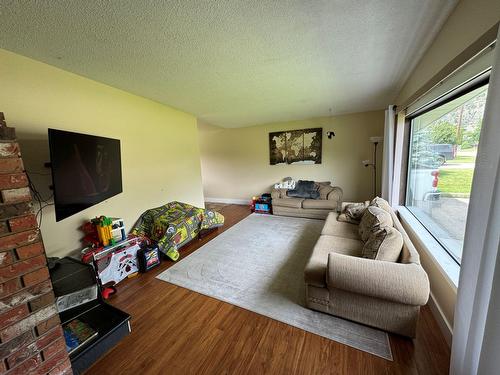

left=406, top=84, right=488, bottom=264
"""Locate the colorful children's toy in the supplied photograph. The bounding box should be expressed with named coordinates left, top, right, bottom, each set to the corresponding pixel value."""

left=82, top=216, right=127, bottom=253
left=84, top=237, right=141, bottom=294
left=92, top=216, right=114, bottom=247
left=111, top=218, right=126, bottom=243
left=137, top=245, right=161, bottom=272
left=251, top=194, right=272, bottom=214
left=131, top=201, right=224, bottom=261
left=81, top=221, right=100, bottom=249
left=80, top=214, right=141, bottom=298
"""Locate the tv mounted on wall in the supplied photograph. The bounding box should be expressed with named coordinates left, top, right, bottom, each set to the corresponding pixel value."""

left=48, top=129, right=123, bottom=222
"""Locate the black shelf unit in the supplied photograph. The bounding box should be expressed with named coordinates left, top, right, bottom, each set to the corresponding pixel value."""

left=49, top=257, right=131, bottom=375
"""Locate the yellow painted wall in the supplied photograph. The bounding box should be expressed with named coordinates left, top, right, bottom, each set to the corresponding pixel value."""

left=199, top=111, right=384, bottom=202
left=0, top=49, right=204, bottom=258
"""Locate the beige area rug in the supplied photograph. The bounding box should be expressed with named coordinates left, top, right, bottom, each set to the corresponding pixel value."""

left=157, top=214, right=392, bottom=360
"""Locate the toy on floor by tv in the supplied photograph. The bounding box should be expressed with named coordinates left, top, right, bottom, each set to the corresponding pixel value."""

left=92, top=216, right=114, bottom=247
left=82, top=216, right=127, bottom=250
left=101, top=285, right=117, bottom=300
left=89, top=237, right=142, bottom=298
left=137, top=245, right=161, bottom=272
left=80, top=216, right=140, bottom=298
left=81, top=222, right=100, bottom=249
left=250, top=196, right=260, bottom=212
left=110, top=218, right=126, bottom=243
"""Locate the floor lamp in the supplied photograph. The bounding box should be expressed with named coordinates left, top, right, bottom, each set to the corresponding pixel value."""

left=362, top=136, right=384, bottom=198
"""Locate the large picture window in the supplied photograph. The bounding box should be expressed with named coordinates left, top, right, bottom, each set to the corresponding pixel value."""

left=405, top=83, right=489, bottom=264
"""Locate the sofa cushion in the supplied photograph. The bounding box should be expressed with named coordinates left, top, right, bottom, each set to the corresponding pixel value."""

left=272, top=197, right=304, bottom=208
left=273, top=205, right=331, bottom=219
left=370, top=196, right=392, bottom=214
left=321, top=212, right=360, bottom=240
left=362, top=227, right=403, bottom=261
left=302, top=199, right=338, bottom=210
left=304, top=235, right=363, bottom=287
left=358, top=206, right=393, bottom=242
left=337, top=213, right=355, bottom=224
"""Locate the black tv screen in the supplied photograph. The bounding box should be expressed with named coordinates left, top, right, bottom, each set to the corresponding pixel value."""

left=48, top=129, right=122, bottom=222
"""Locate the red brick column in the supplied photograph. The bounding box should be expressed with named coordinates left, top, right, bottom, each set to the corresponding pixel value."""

left=0, top=113, right=72, bottom=375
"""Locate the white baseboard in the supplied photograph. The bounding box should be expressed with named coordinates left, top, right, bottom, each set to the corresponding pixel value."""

left=428, top=291, right=453, bottom=347
left=205, top=197, right=249, bottom=205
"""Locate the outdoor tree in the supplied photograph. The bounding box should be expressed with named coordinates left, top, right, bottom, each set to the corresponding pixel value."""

left=430, top=121, right=458, bottom=145
left=461, top=123, right=482, bottom=148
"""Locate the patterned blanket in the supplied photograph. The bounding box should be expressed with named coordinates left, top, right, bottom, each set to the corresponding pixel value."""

left=131, top=201, right=224, bottom=261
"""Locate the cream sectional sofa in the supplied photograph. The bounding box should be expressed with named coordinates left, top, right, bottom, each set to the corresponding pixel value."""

left=304, top=201, right=430, bottom=337
left=271, top=184, right=343, bottom=220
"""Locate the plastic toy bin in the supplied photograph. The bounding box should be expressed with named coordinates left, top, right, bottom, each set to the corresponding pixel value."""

left=60, top=300, right=131, bottom=375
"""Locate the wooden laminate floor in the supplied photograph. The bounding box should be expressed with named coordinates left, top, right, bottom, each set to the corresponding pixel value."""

left=86, top=205, right=450, bottom=375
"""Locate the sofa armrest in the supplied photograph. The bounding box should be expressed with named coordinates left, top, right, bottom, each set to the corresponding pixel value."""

left=327, top=186, right=342, bottom=201
left=271, top=188, right=288, bottom=199
left=327, top=253, right=430, bottom=306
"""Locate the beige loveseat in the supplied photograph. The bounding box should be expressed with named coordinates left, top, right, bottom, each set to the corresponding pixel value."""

left=304, top=201, right=430, bottom=337
left=271, top=183, right=343, bottom=220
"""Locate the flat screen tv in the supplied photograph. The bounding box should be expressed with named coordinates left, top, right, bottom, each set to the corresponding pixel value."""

left=48, top=129, right=122, bottom=222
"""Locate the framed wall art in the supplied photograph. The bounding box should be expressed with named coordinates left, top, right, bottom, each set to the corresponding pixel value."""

left=269, top=128, right=322, bottom=165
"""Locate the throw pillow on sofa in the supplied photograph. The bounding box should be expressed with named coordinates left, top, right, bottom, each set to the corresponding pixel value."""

left=370, top=196, right=392, bottom=213
left=358, top=206, right=393, bottom=241
left=362, top=227, right=403, bottom=261
left=287, top=180, right=320, bottom=199
left=337, top=202, right=368, bottom=224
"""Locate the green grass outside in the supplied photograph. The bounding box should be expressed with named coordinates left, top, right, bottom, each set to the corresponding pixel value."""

left=438, top=168, right=473, bottom=194
left=446, top=155, right=475, bottom=164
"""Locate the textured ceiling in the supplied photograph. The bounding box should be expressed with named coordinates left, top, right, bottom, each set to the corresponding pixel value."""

left=0, top=1, right=457, bottom=128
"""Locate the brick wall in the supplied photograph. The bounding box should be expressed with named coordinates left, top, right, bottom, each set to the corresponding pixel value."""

left=0, top=113, right=72, bottom=375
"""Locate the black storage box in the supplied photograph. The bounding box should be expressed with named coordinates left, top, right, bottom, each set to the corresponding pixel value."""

left=50, top=257, right=98, bottom=312
left=49, top=257, right=131, bottom=375
left=60, top=300, right=131, bottom=375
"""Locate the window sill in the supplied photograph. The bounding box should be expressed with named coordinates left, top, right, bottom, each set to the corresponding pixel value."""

left=397, top=206, right=460, bottom=289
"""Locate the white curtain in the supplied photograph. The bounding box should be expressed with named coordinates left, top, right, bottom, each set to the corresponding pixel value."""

left=451, top=29, right=500, bottom=375
left=381, top=105, right=395, bottom=203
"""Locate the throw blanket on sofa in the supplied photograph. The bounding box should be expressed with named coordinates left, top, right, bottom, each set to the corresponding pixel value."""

left=287, top=180, right=320, bottom=199
left=131, top=201, right=224, bottom=261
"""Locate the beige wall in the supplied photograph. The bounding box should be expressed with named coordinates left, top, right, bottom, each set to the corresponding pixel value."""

left=397, top=0, right=500, bottom=105
left=395, top=0, right=500, bottom=341
left=199, top=111, right=384, bottom=202
left=0, top=49, right=204, bottom=258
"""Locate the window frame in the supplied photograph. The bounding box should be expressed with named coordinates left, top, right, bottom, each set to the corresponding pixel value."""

left=403, top=74, right=490, bottom=265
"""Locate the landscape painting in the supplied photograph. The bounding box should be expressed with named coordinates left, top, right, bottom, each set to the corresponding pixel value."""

left=269, top=128, right=322, bottom=165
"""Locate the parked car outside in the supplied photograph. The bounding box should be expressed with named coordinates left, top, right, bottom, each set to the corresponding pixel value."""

left=428, top=143, right=456, bottom=163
